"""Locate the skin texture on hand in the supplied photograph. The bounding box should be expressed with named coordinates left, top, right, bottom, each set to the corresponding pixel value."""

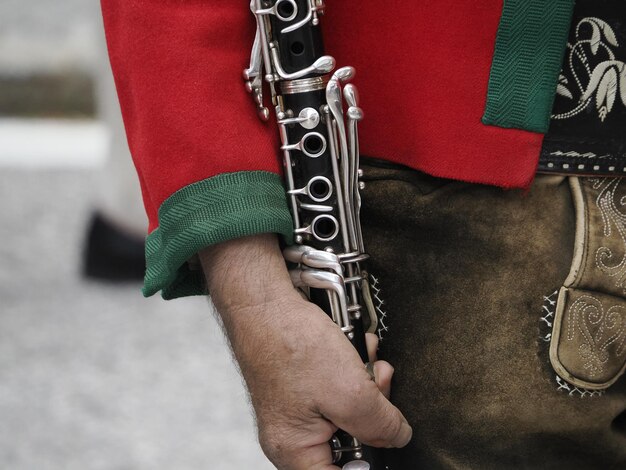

left=200, top=234, right=412, bottom=470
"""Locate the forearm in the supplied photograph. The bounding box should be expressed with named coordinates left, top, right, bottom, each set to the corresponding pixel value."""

left=200, top=233, right=295, bottom=315
left=199, top=233, right=308, bottom=365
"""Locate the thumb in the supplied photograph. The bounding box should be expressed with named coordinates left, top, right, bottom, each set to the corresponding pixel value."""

left=328, top=380, right=413, bottom=449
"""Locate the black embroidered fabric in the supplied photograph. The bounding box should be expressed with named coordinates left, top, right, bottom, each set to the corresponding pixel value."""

left=538, top=0, right=626, bottom=176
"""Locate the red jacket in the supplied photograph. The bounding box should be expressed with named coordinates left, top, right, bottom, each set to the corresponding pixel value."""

left=101, top=0, right=575, bottom=298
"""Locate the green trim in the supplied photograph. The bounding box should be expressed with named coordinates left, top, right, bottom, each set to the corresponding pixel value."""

left=482, top=0, right=575, bottom=133
left=143, top=171, right=294, bottom=299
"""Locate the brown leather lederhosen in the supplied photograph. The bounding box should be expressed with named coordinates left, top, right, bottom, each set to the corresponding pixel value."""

left=360, top=158, right=626, bottom=469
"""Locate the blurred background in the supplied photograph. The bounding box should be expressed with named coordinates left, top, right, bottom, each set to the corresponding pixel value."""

left=0, top=1, right=273, bottom=468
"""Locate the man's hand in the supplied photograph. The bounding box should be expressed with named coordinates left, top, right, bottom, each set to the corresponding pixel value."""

left=200, top=234, right=412, bottom=470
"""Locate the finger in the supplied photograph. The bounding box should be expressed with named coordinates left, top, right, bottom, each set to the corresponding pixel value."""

left=260, top=419, right=340, bottom=470
left=365, top=333, right=379, bottom=362
left=288, top=443, right=340, bottom=470
left=373, top=360, right=394, bottom=399
left=330, top=381, right=412, bottom=449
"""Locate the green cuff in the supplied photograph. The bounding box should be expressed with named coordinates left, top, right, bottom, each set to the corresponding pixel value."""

left=143, top=171, right=294, bottom=299
left=482, top=0, right=575, bottom=133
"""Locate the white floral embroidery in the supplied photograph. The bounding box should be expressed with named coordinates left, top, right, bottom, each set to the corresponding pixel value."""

left=554, top=17, right=626, bottom=122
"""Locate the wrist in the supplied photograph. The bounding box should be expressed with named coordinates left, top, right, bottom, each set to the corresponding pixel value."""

left=199, top=233, right=297, bottom=313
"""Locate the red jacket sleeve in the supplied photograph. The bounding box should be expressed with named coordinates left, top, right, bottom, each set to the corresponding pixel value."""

left=101, top=1, right=294, bottom=299
left=101, top=0, right=282, bottom=233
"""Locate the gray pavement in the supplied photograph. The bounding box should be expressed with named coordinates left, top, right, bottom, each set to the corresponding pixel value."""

left=0, top=169, right=274, bottom=469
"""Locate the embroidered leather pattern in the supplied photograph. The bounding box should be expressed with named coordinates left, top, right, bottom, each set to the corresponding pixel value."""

left=370, top=274, right=389, bottom=342
left=593, top=178, right=626, bottom=292
left=555, top=375, right=604, bottom=398
left=551, top=288, right=626, bottom=388
left=540, top=290, right=558, bottom=344
left=565, top=294, right=626, bottom=378
left=542, top=291, right=606, bottom=396
left=538, top=1, right=626, bottom=176
left=550, top=177, right=626, bottom=390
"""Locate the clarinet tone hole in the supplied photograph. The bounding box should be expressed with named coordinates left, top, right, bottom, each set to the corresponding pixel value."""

left=302, top=132, right=326, bottom=158
left=276, top=0, right=298, bottom=21
left=312, top=215, right=339, bottom=242
left=290, top=41, right=305, bottom=56
left=308, top=176, right=332, bottom=202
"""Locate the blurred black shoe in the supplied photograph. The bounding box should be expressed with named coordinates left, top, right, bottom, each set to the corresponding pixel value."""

left=83, top=212, right=145, bottom=282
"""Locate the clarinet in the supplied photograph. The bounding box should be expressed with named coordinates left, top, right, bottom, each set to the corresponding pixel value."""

left=244, top=1, right=385, bottom=469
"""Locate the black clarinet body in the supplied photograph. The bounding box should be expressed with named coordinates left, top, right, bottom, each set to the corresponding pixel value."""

left=244, top=1, right=386, bottom=468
